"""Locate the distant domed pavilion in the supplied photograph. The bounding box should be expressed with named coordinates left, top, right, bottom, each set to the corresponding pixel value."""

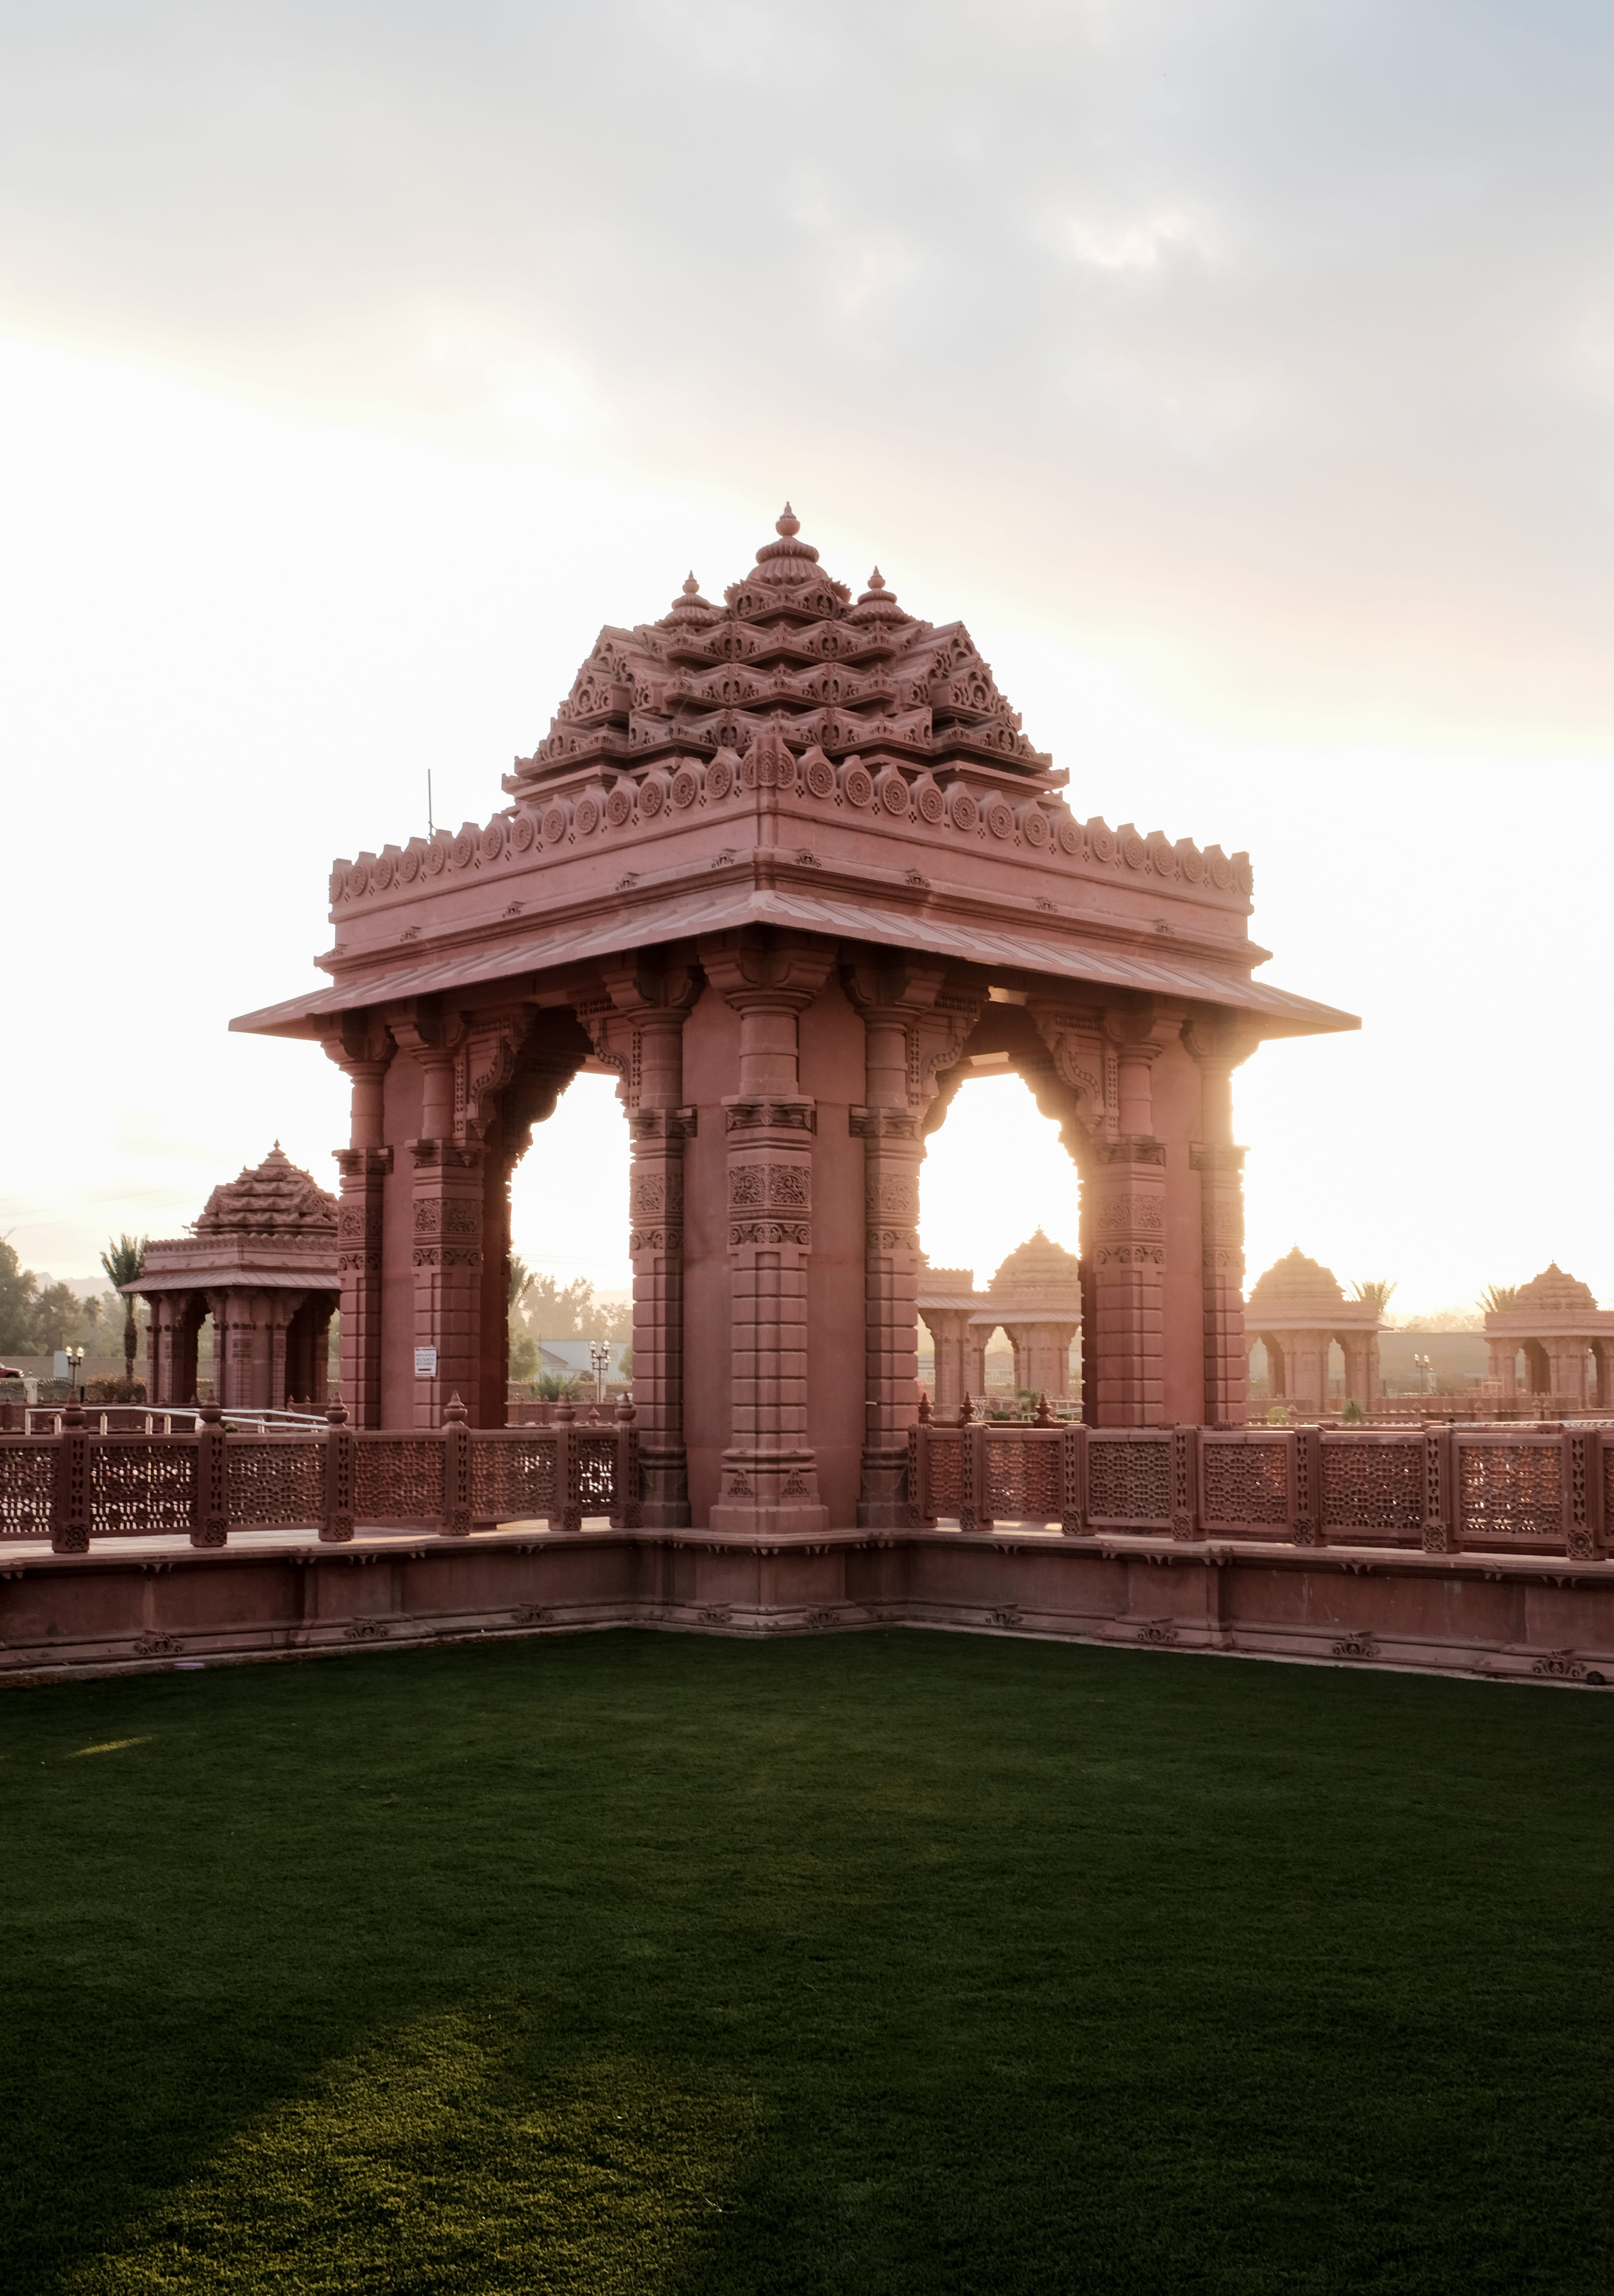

left=918, top=1230, right=1082, bottom=1412
left=1484, top=1265, right=1614, bottom=1407
left=130, top=1146, right=338, bottom=1411
left=1245, top=1247, right=1380, bottom=1413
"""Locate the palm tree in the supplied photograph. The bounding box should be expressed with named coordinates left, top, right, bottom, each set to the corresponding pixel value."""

left=1350, top=1278, right=1397, bottom=1316
left=99, top=1234, right=147, bottom=1383
left=508, top=1253, right=534, bottom=1311
left=1479, top=1284, right=1518, bottom=1316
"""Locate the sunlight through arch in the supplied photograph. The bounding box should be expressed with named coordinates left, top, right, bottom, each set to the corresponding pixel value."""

left=508, top=1070, right=632, bottom=1292
left=919, top=1071, right=1080, bottom=1284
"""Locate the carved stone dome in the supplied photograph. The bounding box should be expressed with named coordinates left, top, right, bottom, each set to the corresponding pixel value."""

left=1514, top=1262, right=1598, bottom=1312
left=1247, top=1246, right=1345, bottom=1314
left=193, top=1143, right=338, bottom=1236
left=988, top=1229, right=1082, bottom=1295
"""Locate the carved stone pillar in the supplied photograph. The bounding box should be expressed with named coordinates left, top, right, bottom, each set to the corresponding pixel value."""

left=1340, top=1333, right=1376, bottom=1409
left=1081, top=1141, right=1167, bottom=1424
left=393, top=1013, right=483, bottom=1431
left=919, top=1306, right=971, bottom=1417
left=324, top=1022, right=395, bottom=1431
left=1273, top=1328, right=1326, bottom=1413
left=1002, top=1320, right=1079, bottom=1400
left=702, top=935, right=835, bottom=1537
left=845, top=962, right=964, bottom=1527
left=1488, top=1338, right=1517, bottom=1398
left=589, top=964, right=700, bottom=1528
left=1185, top=1018, right=1255, bottom=1429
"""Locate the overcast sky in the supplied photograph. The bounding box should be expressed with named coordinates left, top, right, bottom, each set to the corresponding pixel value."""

left=5, top=1, right=1613, bottom=1314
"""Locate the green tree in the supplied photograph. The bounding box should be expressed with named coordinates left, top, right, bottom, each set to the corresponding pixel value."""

left=99, top=1234, right=147, bottom=1383
left=0, top=1239, right=38, bottom=1353
left=34, top=1281, right=83, bottom=1354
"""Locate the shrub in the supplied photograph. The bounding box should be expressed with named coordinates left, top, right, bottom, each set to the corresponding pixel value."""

left=84, top=1377, right=147, bottom=1404
left=1341, top=1396, right=1365, bottom=1423
left=1265, top=1403, right=1292, bottom=1427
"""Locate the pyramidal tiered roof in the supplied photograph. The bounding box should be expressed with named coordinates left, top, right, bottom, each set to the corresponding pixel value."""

left=194, top=1144, right=337, bottom=1236
left=508, top=505, right=1053, bottom=795
left=1514, top=1263, right=1599, bottom=1312
left=1247, top=1247, right=1346, bottom=1313
left=989, top=1230, right=1082, bottom=1297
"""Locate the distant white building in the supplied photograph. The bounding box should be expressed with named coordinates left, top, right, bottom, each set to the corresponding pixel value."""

left=534, top=1339, right=631, bottom=1385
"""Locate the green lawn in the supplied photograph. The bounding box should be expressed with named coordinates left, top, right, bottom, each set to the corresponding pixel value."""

left=2, top=1630, right=1613, bottom=2294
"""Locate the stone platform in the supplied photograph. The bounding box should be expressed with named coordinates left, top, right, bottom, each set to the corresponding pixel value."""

left=5, top=1524, right=1611, bottom=1689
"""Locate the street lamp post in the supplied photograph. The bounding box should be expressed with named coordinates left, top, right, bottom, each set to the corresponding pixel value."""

left=590, top=1339, right=610, bottom=1403
left=66, top=1344, right=85, bottom=1400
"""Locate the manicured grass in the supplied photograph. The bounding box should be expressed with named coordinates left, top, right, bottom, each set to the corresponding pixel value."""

left=3, top=1631, right=1613, bottom=2294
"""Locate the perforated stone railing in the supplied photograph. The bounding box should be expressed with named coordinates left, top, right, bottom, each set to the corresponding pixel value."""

left=908, top=1422, right=1610, bottom=1558
left=0, top=1397, right=639, bottom=1553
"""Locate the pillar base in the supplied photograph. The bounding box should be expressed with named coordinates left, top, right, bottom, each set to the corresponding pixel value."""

left=639, top=1446, right=691, bottom=1531
left=858, top=1443, right=912, bottom=1530
left=710, top=1451, right=829, bottom=1539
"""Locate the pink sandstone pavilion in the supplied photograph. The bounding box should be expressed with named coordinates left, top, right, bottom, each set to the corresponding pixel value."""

left=918, top=1231, right=1084, bottom=1416
left=1485, top=1267, right=1614, bottom=1408
left=131, top=1146, right=338, bottom=1413
left=1245, top=1247, right=1381, bottom=1413
left=232, top=508, right=1355, bottom=1534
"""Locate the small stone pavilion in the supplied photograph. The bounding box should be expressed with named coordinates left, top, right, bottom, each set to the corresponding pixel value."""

left=1245, top=1247, right=1380, bottom=1412
left=233, top=506, right=1354, bottom=1531
left=132, top=1146, right=339, bottom=1410
left=918, top=1231, right=1083, bottom=1413
left=1485, top=1265, right=1614, bottom=1406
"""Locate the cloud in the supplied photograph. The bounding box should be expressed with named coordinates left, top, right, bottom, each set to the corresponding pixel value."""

left=2, top=1, right=1612, bottom=736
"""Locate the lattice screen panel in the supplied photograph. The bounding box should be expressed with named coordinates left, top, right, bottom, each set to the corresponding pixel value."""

left=986, top=1435, right=1062, bottom=1523
left=471, top=1436, right=558, bottom=1522
left=0, top=1443, right=55, bottom=1538
left=1200, top=1438, right=1290, bottom=1528
left=1458, top=1441, right=1562, bottom=1545
left=90, top=1440, right=197, bottom=1539
left=227, top=1440, right=324, bottom=1528
left=1321, top=1438, right=1423, bottom=1538
left=354, top=1439, right=444, bottom=1525
left=1086, top=1436, right=1173, bottom=1526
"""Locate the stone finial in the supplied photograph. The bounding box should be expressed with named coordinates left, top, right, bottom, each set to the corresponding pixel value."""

left=682, top=572, right=700, bottom=595
left=867, top=567, right=885, bottom=591
left=917, top=1387, right=932, bottom=1424
left=1035, top=1391, right=1055, bottom=1425
left=326, top=1391, right=348, bottom=1427
left=776, top=503, right=800, bottom=536
left=958, top=1392, right=975, bottom=1426
left=614, top=1392, right=636, bottom=1425
left=443, top=1392, right=468, bottom=1425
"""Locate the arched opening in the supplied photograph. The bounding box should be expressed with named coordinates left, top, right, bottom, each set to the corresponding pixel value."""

left=283, top=1296, right=333, bottom=1411
left=1521, top=1339, right=1552, bottom=1397
left=477, top=1008, right=616, bottom=1427
left=1327, top=1339, right=1346, bottom=1401
left=917, top=1065, right=1082, bottom=1413
left=1248, top=1337, right=1271, bottom=1398
left=507, top=1068, right=633, bottom=1407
